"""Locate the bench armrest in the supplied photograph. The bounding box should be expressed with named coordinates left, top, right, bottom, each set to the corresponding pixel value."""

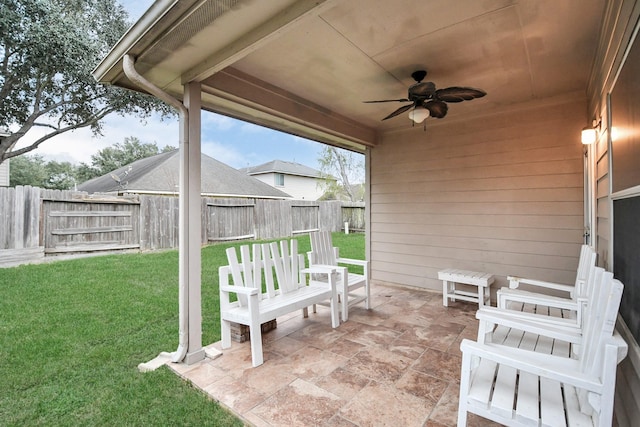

left=219, top=285, right=259, bottom=296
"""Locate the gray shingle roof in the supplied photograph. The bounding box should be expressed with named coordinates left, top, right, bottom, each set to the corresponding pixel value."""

left=77, top=150, right=291, bottom=198
left=241, top=160, right=322, bottom=178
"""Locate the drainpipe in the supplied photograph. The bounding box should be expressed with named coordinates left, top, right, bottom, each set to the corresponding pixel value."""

left=123, top=54, right=189, bottom=363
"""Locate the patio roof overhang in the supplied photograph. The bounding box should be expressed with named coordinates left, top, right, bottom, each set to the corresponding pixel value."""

left=93, top=0, right=604, bottom=153
left=93, top=0, right=606, bottom=365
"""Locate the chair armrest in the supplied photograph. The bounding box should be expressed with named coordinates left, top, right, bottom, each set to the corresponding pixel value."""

left=497, top=288, right=579, bottom=311
left=476, top=307, right=582, bottom=343
left=336, top=257, right=368, bottom=267
left=460, top=339, right=603, bottom=392
left=301, top=264, right=338, bottom=275
left=219, top=285, right=259, bottom=296
left=507, top=275, right=575, bottom=295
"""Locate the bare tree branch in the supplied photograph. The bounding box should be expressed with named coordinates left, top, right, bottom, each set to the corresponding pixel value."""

left=1, top=107, right=114, bottom=161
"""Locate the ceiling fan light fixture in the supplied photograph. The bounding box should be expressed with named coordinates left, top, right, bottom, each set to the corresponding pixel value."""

left=409, top=106, right=429, bottom=123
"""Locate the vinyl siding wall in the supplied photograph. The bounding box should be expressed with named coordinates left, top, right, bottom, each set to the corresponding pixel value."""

left=369, top=96, right=585, bottom=294
left=253, top=172, right=324, bottom=200
left=0, top=160, right=8, bottom=187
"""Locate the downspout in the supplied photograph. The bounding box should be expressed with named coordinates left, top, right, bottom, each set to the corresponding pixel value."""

left=123, top=54, right=189, bottom=363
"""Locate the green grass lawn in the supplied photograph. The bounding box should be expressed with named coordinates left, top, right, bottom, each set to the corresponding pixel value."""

left=0, top=232, right=365, bottom=426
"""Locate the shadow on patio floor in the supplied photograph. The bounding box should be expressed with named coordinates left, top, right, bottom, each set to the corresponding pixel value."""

left=169, top=283, right=500, bottom=426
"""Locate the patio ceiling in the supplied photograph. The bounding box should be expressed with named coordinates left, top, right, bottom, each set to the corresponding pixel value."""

left=94, top=0, right=604, bottom=152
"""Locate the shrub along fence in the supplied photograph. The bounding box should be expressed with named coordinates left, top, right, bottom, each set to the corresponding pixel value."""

left=0, top=186, right=365, bottom=266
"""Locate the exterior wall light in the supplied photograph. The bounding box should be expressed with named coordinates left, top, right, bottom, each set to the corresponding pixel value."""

left=581, top=118, right=601, bottom=145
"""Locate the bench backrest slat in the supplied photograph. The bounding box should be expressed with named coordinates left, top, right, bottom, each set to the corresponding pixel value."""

left=240, top=245, right=255, bottom=289
left=225, top=244, right=265, bottom=306
left=269, top=240, right=301, bottom=294
left=261, top=243, right=276, bottom=298
left=224, top=240, right=306, bottom=301
left=226, top=246, right=248, bottom=307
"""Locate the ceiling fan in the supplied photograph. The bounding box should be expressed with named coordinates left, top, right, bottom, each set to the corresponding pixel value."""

left=364, top=70, right=486, bottom=124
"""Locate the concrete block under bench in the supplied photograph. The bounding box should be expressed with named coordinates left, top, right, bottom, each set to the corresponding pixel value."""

left=438, top=268, right=495, bottom=307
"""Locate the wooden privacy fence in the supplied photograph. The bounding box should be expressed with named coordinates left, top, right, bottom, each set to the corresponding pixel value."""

left=0, top=186, right=365, bottom=265
left=203, top=199, right=353, bottom=243
left=42, top=197, right=141, bottom=254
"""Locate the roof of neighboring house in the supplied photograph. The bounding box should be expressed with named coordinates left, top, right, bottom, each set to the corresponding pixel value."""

left=77, top=150, right=291, bottom=198
left=241, top=160, right=324, bottom=179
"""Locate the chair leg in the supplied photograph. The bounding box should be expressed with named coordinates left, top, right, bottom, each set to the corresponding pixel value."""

left=443, top=280, right=450, bottom=306
left=341, top=270, right=349, bottom=321
left=457, top=350, right=471, bottom=426
left=364, top=273, right=371, bottom=310
left=329, top=277, right=339, bottom=328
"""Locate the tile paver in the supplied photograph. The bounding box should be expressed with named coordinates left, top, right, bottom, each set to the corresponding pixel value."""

left=167, top=283, right=500, bottom=426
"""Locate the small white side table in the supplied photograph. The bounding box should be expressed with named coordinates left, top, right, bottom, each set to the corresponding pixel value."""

left=438, top=268, right=495, bottom=307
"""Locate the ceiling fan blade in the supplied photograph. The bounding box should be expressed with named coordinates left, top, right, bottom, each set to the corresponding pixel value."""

left=423, top=100, right=448, bottom=118
left=408, top=82, right=436, bottom=98
left=363, top=98, right=410, bottom=103
left=381, top=103, right=414, bottom=120
left=435, top=87, right=486, bottom=103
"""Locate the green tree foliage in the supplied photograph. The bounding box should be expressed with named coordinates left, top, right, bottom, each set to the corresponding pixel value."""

left=9, top=154, right=76, bottom=189
left=9, top=137, right=175, bottom=188
left=9, top=154, right=48, bottom=187
left=78, top=136, right=174, bottom=181
left=317, top=146, right=365, bottom=202
left=44, top=159, right=78, bottom=189
left=0, top=0, right=174, bottom=165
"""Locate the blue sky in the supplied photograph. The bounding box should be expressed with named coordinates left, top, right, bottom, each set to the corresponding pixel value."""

left=17, top=0, right=328, bottom=171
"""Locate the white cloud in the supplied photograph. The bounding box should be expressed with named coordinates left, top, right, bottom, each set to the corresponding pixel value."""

left=202, top=112, right=237, bottom=131
left=202, top=139, right=257, bottom=169
left=239, top=121, right=271, bottom=134
left=14, top=113, right=178, bottom=164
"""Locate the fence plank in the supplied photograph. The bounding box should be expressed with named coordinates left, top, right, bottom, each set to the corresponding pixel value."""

left=1, top=186, right=365, bottom=263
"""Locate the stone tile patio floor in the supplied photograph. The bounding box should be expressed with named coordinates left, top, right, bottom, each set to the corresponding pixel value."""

left=169, top=283, right=501, bottom=426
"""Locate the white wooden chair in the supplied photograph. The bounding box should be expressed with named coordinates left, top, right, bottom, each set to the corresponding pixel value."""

left=496, top=244, right=596, bottom=328
left=477, top=265, right=602, bottom=361
left=307, top=231, right=370, bottom=321
left=219, top=239, right=339, bottom=367
left=458, top=268, right=628, bottom=426
left=483, top=261, right=601, bottom=339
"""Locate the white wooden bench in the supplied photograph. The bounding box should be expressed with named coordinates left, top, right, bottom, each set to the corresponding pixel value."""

left=438, top=268, right=494, bottom=307
left=458, top=267, right=628, bottom=427
left=219, top=239, right=339, bottom=367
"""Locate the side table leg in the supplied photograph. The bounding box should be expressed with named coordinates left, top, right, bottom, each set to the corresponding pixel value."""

left=442, top=280, right=449, bottom=307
